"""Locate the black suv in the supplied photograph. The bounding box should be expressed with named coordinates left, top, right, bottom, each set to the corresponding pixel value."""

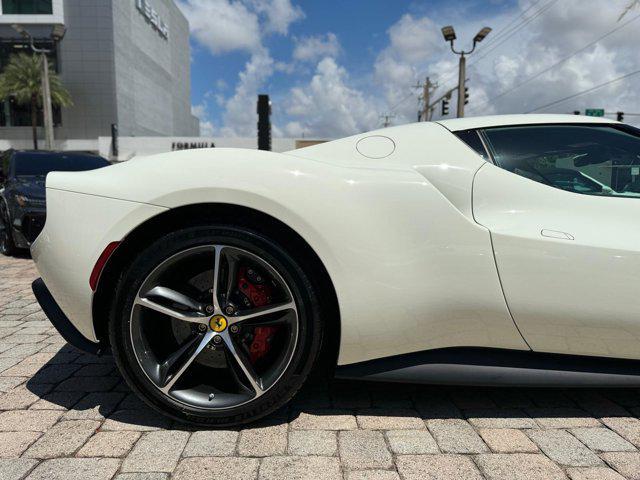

left=0, top=150, right=110, bottom=256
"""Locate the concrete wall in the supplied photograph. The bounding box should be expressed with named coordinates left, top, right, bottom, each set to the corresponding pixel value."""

left=112, top=0, right=199, bottom=137
left=58, top=0, right=117, bottom=140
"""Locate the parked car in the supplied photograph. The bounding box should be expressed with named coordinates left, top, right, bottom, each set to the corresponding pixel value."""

left=0, top=150, right=110, bottom=256
left=30, top=115, right=640, bottom=427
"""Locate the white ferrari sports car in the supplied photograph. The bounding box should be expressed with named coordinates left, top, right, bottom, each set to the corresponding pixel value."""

left=31, top=114, right=640, bottom=426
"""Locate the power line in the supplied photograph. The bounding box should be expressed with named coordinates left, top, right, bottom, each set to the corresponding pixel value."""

left=388, top=90, right=418, bottom=113
left=473, top=0, right=543, bottom=52
left=467, top=0, right=559, bottom=69
left=389, top=79, right=436, bottom=113
left=385, top=0, right=556, bottom=118
left=435, top=0, right=559, bottom=93
left=526, top=69, right=640, bottom=113
left=379, top=113, right=396, bottom=127
left=469, top=12, right=640, bottom=112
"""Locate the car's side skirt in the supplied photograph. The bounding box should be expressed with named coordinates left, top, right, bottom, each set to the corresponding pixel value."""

left=335, top=347, right=640, bottom=387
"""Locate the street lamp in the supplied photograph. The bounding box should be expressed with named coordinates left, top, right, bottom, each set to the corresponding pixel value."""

left=11, top=24, right=66, bottom=150
left=441, top=25, right=491, bottom=118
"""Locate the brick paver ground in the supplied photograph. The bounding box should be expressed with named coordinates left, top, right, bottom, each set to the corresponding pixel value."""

left=2, top=254, right=640, bottom=479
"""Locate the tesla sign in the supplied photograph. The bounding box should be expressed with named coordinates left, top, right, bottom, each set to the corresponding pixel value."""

left=136, top=0, right=169, bottom=39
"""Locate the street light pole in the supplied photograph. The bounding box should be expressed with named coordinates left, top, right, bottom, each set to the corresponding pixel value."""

left=40, top=53, right=54, bottom=150
left=441, top=25, right=491, bottom=118
left=12, top=24, right=65, bottom=150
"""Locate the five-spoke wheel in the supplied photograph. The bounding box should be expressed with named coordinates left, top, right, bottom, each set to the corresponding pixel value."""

left=110, top=226, right=322, bottom=426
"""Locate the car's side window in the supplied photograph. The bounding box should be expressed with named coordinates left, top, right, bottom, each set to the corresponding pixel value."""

left=454, top=129, right=488, bottom=160
left=482, top=124, right=640, bottom=199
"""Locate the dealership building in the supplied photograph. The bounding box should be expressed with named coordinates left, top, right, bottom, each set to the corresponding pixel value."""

left=0, top=0, right=201, bottom=156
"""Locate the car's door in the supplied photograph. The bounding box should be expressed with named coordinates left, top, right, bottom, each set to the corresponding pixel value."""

left=472, top=123, right=640, bottom=359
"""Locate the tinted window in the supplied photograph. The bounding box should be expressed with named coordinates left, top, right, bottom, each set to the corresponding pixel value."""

left=2, top=0, right=52, bottom=14
left=0, top=151, right=10, bottom=183
left=14, top=153, right=110, bottom=177
left=455, top=130, right=488, bottom=160
left=483, top=125, right=640, bottom=198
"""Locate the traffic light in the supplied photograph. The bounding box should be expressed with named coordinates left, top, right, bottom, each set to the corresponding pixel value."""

left=464, top=87, right=469, bottom=105
left=442, top=97, right=449, bottom=116
left=257, top=94, right=271, bottom=151
left=617, top=111, right=624, bottom=122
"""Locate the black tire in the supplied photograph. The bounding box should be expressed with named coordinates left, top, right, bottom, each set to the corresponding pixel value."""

left=109, top=225, right=323, bottom=427
left=0, top=202, right=17, bottom=257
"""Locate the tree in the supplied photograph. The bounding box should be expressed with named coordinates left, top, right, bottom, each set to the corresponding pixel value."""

left=0, top=53, right=72, bottom=150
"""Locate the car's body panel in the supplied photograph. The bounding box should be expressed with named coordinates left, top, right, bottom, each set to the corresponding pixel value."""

left=36, top=121, right=530, bottom=364
left=473, top=162, right=640, bottom=359
left=32, top=114, right=640, bottom=372
left=31, top=188, right=167, bottom=341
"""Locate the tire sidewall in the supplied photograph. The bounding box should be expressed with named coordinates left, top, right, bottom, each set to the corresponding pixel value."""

left=109, top=225, right=323, bottom=427
left=0, top=202, right=16, bottom=256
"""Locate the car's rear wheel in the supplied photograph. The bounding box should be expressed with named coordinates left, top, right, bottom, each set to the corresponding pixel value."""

left=0, top=202, right=17, bottom=257
left=109, top=225, right=323, bottom=427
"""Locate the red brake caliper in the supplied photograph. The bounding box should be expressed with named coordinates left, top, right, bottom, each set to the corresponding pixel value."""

left=237, top=266, right=279, bottom=363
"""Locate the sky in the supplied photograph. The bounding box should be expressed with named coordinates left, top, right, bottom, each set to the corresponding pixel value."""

left=177, top=0, right=640, bottom=139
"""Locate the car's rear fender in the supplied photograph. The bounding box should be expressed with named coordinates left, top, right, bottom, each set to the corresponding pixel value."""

left=31, top=188, right=167, bottom=342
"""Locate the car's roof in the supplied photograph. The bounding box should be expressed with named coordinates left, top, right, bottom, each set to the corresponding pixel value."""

left=436, top=114, right=617, bottom=132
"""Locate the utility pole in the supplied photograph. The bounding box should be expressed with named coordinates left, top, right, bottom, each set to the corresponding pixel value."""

left=441, top=25, right=491, bottom=118
left=422, top=78, right=431, bottom=121
left=380, top=113, right=396, bottom=128
left=415, top=77, right=437, bottom=121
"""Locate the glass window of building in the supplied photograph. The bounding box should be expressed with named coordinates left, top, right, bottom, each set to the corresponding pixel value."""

left=483, top=124, right=640, bottom=199
left=0, top=43, right=60, bottom=128
left=2, top=0, right=53, bottom=14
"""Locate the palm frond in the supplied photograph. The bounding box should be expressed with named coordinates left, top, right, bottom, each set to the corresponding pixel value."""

left=0, top=52, right=72, bottom=107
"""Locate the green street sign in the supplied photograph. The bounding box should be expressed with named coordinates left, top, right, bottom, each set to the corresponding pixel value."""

left=585, top=109, right=605, bottom=117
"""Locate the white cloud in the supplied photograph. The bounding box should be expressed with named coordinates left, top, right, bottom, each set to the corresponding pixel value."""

left=178, top=0, right=261, bottom=54
left=180, top=0, right=304, bottom=135
left=373, top=14, right=446, bottom=124
left=251, top=0, right=304, bottom=35
left=293, top=33, right=341, bottom=62
left=219, top=49, right=275, bottom=136
left=462, top=0, right=640, bottom=120
left=192, top=103, right=216, bottom=136
left=187, top=0, right=640, bottom=140
left=385, top=14, right=442, bottom=65
left=284, top=57, right=380, bottom=138
left=179, top=0, right=303, bottom=54
left=367, top=1, right=640, bottom=126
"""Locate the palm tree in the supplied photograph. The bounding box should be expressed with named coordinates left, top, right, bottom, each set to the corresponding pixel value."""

left=0, top=53, right=72, bottom=150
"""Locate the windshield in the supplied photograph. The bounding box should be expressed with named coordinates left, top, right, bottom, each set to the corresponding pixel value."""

left=14, top=153, right=110, bottom=177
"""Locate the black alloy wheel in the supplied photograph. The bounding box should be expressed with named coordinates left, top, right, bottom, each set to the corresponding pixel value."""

left=109, top=225, right=323, bottom=427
